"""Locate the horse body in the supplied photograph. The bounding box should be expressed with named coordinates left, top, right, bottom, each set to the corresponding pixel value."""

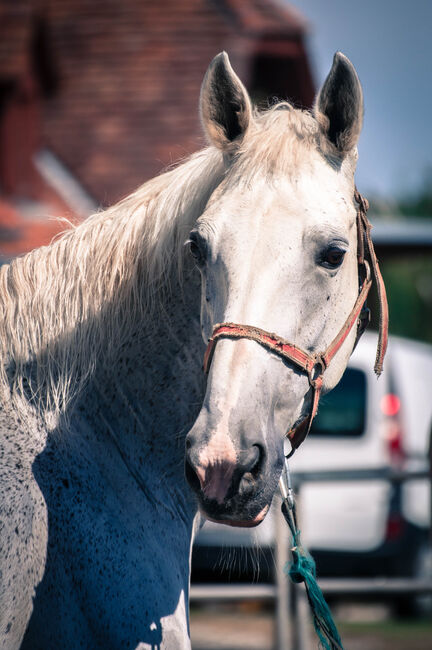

left=22, top=293, right=204, bottom=649
left=0, top=146, right=221, bottom=647
left=2, top=270, right=206, bottom=649
left=0, top=52, right=370, bottom=648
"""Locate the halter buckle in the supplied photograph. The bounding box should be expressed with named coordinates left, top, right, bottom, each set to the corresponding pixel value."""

left=308, top=357, right=325, bottom=386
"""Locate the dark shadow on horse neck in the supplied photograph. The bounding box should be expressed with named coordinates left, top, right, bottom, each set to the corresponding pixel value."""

left=22, top=269, right=206, bottom=649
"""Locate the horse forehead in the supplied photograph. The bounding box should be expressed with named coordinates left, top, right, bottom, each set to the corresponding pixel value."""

left=212, top=155, right=353, bottom=220
left=212, top=176, right=353, bottom=250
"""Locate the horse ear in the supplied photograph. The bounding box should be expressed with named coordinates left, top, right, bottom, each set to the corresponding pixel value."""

left=314, top=52, right=363, bottom=156
left=200, top=52, right=252, bottom=151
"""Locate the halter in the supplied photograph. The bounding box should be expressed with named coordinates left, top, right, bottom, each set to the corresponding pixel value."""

left=203, top=190, right=388, bottom=457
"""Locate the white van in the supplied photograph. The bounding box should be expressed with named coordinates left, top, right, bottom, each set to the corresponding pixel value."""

left=192, top=332, right=432, bottom=609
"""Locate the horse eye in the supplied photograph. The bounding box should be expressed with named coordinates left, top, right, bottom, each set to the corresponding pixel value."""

left=322, top=247, right=346, bottom=268
left=189, top=241, right=201, bottom=260
left=187, top=233, right=206, bottom=265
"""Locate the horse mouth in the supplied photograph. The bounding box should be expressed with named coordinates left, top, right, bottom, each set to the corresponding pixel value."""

left=201, top=503, right=270, bottom=528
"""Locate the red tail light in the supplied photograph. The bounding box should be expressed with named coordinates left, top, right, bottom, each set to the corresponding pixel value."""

left=380, top=393, right=401, bottom=417
left=380, top=393, right=405, bottom=466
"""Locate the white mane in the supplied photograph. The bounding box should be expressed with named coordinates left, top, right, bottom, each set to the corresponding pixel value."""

left=0, top=147, right=224, bottom=417
left=233, top=104, right=355, bottom=185
left=0, top=104, right=331, bottom=421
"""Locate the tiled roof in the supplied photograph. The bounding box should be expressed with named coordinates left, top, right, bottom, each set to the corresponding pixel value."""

left=41, top=0, right=313, bottom=206
left=0, top=0, right=314, bottom=213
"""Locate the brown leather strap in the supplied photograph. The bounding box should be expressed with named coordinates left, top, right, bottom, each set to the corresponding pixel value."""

left=204, top=323, right=327, bottom=377
left=287, top=261, right=373, bottom=454
left=286, top=375, right=323, bottom=455
left=354, top=189, right=388, bottom=375
left=321, top=262, right=372, bottom=368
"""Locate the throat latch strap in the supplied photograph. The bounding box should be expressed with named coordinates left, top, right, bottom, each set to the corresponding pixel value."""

left=202, top=190, right=388, bottom=456
left=354, top=189, right=388, bottom=375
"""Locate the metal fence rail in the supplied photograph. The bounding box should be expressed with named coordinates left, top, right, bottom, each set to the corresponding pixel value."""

left=291, top=467, right=430, bottom=483
left=190, top=578, right=432, bottom=603
left=318, top=578, right=432, bottom=596
left=190, top=584, right=276, bottom=602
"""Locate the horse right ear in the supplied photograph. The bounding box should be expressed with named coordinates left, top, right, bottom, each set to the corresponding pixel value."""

left=314, top=52, right=364, bottom=157
left=200, top=52, right=252, bottom=152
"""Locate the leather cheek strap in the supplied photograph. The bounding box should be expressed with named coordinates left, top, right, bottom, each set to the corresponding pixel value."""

left=286, top=375, right=323, bottom=456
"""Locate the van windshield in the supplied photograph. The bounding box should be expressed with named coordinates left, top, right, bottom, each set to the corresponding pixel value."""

left=310, top=367, right=367, bottom=437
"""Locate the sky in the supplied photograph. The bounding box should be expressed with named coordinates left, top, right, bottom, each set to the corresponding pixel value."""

left=288, top=0, right=432, bottom=199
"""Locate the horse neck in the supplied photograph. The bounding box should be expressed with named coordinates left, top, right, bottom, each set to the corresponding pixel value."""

left=67, top=268, right=205, bottom=512
left=0, top=147, right=224, bottom=420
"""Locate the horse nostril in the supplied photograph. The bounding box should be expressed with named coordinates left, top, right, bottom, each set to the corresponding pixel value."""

left=250, top=444, right=264, bottom=478
left=239, top=444, right=264, bottom=477
left=237, top=445, right=265, bottom=498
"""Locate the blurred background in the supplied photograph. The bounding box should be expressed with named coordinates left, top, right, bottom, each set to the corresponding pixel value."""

left=0, top=0, right=431, bottom=648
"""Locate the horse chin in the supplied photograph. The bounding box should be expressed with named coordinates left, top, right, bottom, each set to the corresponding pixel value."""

left=200, top=503, right=270, bottom=528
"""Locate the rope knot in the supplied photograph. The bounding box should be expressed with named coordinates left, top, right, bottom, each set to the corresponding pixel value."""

left=283, top=520, right=344, bottom=649
left=287, top=545, right=317, bottom=584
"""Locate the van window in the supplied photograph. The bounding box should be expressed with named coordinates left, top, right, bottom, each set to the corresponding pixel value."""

left=310, top=367, right=367, bottom=437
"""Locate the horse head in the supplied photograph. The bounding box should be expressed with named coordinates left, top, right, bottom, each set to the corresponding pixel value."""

left=185, top=52, right=365, bottom=526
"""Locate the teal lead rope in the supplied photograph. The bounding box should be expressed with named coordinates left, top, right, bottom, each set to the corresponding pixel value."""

left=279, top=461, right=344, bottom=650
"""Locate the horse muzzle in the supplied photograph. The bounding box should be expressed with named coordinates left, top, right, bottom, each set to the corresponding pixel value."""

left=184, top=420, right=280, bottom=525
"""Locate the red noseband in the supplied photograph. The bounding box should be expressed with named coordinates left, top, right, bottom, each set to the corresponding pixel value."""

left=203, top=190, right=388, bottom=457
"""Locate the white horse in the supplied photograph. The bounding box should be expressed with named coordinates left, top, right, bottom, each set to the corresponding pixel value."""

left=0, top=51, right=368, bottom=648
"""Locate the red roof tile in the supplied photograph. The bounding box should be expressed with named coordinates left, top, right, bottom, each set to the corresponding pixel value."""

left=0, top=0, right=314, bottom=211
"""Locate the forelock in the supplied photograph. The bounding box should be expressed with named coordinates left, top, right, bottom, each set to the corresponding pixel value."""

left=229, top=104, right=320, bottom=183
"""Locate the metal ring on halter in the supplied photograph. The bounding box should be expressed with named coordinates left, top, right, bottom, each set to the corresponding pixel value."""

left=308, top=357, right=325, bottom=386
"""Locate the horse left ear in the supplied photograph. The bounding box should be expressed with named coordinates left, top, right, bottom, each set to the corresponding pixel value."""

left=200, top=52, right=252, bottom=152
left=314, top=52, right=364, bottom=156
